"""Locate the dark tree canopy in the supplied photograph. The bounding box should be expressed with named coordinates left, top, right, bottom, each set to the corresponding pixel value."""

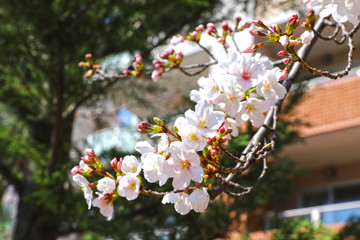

left=0, top=1, right=224, bottom=239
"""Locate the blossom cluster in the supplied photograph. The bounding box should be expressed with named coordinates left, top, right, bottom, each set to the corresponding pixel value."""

left=71, top=0, right=356, bottom=220
left=304, top=0, right=360, bottom=25
left=72, top=48, right=287, bottom=218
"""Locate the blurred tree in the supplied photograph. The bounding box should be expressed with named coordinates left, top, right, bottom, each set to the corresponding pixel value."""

left=0, top=0, right=223, bottom=239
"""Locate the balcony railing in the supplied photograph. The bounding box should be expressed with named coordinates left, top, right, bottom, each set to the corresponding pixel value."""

left=280, top=200, right=360, bottom=226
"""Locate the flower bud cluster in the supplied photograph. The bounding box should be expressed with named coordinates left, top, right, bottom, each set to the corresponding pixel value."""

left=78, top=53, right=102, bottom=78
left=122, top=53, right=144, bottom=77
left=151, top=49, right=184, bottom=81
left=246, top=14, right=315, bottom=73
left=205, top=17, right=251, bottom=49
left=72, top=149, right=143, bottom=220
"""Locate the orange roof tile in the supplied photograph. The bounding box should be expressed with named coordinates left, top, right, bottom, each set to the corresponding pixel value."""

left=288, top=74, right=360, bottom=137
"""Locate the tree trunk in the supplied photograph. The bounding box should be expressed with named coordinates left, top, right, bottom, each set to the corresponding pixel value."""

left=13, top=189, right=57, bottom=240
left=13, top=115, right=75, bottom=240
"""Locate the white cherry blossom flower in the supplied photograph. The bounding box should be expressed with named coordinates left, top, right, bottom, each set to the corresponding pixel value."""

left=141, top=152, right=169, bottom=186
left=189, top=188, right=210, bottom=213
left=236, top=98, right=271, bottom=128
left=121, top=155, right=141, bottom=175
left=196, top=75, right=222, bottom=100
left=73, top=174, right=93, bottom=209
left=279, top=35, right=289, bottom=47
left=300, top=30, right=314, bottom=45
left=184, top=100, right=226, bottom=138
left=162, top=192, right=192, bottom=215
left=175, top=117, right=207, bottom=151
left=227, top=54, right=271, bottom=91
left=256, top=68, right=287, bottom=104
left=152, top=133, right=170, bottom=154
left=134, top=141, right=155, bottom=155
left=213, top=79, right=244, bottom=117
left=117, top=174, right=141, bottom=200
left=92, top=193, right=114, bottom=221
left=97, top=177, right=116, bottom=194
left=168, top=141, right=204, bottom=190
left=189, top=89, right=204, bottom=103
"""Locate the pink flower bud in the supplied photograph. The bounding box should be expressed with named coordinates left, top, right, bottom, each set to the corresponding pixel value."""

left=85, top=148, right=95, bottom=156
left=138, top=122, right=154, bottom=134
left=278, top=68, right=289, bottom=81
left=191, top=31, right=198, bottom=38
left=151, top=69, right=163, bottom=82
left=110, top=158, right=118, bottom=170
left=158, top=53, right=168, bottom=59
left=283, top=57, right=291, bottom=65
left=206, top=23, right=216, bottom=34
left=170, top=34, right=186, bottom=45
left=195, top=24, right=204, bottom=32
left=242, top=43, right=258, bottom=53
left=217, top=37, right=226, bottom=44
left=289, top=39, right=301, bottom=46
left=71, top=166, right=82, bottom=176
left=85, top=53, right=92, bottom=60
left=122, top=69, right=132, bottom=76
left=277, top=50, right=288, bottom=57
left=165, top=49, right=174, bottom=55
left=235, top=16, right=242, bottom=23
left=244, top=21, right=252, bottom=28
left=249, top=29, right=266, bottom=37
left=252, top=20, right=270, bottom=31
left=152, top=59, right=163, bottom=68
left=222, top=20, right=229, bottom=31
left=135, top=54, right=142, bottom=64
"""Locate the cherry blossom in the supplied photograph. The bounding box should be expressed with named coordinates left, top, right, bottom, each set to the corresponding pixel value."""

left=121, top=155, right=142, bottom=175
left=73, top=174, right=93, bottom=209
left=184, top=100, right=226, bottom=138
left=300, top=30, right=314, bottom=45
left=167, top=141, right=204, bottom=190
left=236, top=98, right=271, bottom=128
left=189, top=188, right=210, bottom=213
left=117, top=174, right=141, bottom=200
left=97, top=177, right=116, bottom=194
left=162, top=192, right=192, bottom=215
left=227, top=53, right=272, bottom=91
left=256, top=68, right=287, bottom=104
left=92, top=193, right=114, bottom=221
left=141, top=152, right=170, bottom=186
left=175, top=117, right=207, bottom=151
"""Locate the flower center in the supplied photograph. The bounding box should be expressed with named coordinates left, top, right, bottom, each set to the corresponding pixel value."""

left=242, top=71, right=251, bottom=81
left=247, top=104, right=255, bottom=112
left=189, top=132, right=198, bottom=140
left=129, top=182, right=136, bottom=189
left=198, top=118, right=208, bottom=128
left=227, top=93, right=235, bottom=101
left=264, top=82, right=271, bottom=91
left=182, top=160, right=190, bottom=169
left=130, top=166, right=137, bottom=173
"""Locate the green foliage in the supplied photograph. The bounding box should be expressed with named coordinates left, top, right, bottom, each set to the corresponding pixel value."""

left=271, top=219, right=335, bottom=240
left=333, top=216, right=360, bottom=240
left=0, top=0, right=224, bottom=239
